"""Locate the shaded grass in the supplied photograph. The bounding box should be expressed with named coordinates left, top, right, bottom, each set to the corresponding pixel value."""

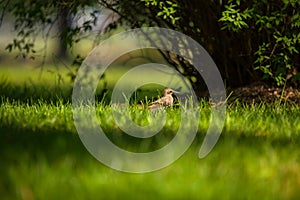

left=0, top=65, right=166, bottom=104
left=0, top=67, right=73, bottom=103
left=1, top=130, right=300, bottom=199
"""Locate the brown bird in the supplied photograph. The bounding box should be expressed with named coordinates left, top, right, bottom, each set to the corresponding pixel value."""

left=148, top=88, right=179, bottom=110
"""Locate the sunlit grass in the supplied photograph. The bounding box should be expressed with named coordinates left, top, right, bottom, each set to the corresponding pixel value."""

left=225, top=102, right=300, bottom=139
left=1, top=98, right=299, bottom=143
left=1, top=65, right=300, bottom=199
left=1, top=97, right=300, bottom=199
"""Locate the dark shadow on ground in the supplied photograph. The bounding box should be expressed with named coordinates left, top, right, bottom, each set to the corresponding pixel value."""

left=1, top=123, right=299, bottom=195
left=1, top=124, right=299, bottom=166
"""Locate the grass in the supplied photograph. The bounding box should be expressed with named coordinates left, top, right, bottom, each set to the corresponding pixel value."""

left=1, top=98, right=300, bottom=199
left=1, top=66, right=300, bottom=199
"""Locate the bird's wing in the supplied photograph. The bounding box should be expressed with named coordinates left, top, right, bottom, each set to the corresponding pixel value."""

left=149, top=96, right=168, bottom=106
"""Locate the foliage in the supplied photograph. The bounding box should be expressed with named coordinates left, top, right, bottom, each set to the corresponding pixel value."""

left=252, top=0, right=300, bottom=85
left=100, top=0, right=300, bottom=87
left=141, top=0, right=300, bottom=86
left=1, top=0, right=100, bottom=60
left=172, top=0, right=299, bottom=86
left=1, top=0, right=300, bottom=87
left=141, top=0, right=180, bottom=24
left=219, top=2, right=253, bottom=32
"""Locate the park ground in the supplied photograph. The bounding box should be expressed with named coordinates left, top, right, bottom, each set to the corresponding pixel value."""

left=1, top=64, right=300, bottom=199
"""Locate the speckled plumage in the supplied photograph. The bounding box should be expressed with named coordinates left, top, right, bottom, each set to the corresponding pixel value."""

left=148, top=88, right=178, bottom=110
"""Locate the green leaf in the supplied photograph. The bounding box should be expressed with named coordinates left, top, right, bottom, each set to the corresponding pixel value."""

left=157, top=11, right=164, bottom=17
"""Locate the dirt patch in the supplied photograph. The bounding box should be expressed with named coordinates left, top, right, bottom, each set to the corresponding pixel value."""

left=229, top=83, right=300, bottom=105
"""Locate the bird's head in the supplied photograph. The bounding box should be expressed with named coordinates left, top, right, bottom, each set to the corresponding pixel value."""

left=163, top=88, right=180, bottom=96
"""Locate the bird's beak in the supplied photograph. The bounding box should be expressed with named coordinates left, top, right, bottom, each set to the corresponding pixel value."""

left=172, top=90, right=180, bottom=94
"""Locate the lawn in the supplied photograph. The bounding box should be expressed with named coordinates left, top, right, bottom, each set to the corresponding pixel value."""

left=1, top=66, right=300, bottom=199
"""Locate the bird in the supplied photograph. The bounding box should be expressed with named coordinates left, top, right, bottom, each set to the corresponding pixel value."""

left=148, top=88, right=179, bottom=110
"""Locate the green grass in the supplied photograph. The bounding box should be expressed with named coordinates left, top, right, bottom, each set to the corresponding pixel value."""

left=1, top=66, right=300, bottom=199
left=1, top=97, right=300, bottom=199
